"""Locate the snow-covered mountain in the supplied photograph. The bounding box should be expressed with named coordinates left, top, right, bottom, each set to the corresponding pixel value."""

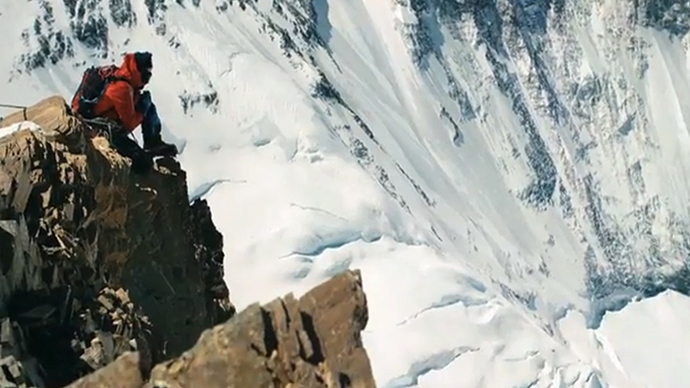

left=2, top=0, right=690, bottom=386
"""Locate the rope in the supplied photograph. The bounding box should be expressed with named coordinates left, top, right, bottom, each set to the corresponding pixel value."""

left=81, top=117, right=139, bottom=146
left=0, top=103, right=28, bottom=121
left=0, top=104, right=139, bottom=146
left=0, top=103, right=27, bottom=109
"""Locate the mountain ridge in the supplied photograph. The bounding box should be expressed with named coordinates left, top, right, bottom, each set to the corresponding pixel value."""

left=3, top=0, right=690, bottom=386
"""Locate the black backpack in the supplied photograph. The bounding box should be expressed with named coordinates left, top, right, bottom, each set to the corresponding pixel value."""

left=72, top=65, right=127, bottom=119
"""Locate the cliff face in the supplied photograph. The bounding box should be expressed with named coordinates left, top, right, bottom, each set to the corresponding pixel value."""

left=0, top=96, right=233, bottom=387
left=0, top=96, right=375, bottom=388
left=68, top=270, right=375, bottom=388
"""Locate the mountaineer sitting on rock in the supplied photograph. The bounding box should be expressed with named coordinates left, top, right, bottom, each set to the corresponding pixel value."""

left=70, top=51, right=178, bottom=163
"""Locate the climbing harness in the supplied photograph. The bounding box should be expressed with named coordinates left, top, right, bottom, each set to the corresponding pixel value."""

left=80, top=116, right=140, bottom=146
left=81, top=117, right=118, bottom=141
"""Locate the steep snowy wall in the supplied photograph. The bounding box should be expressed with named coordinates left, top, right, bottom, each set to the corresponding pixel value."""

left=2, top=0, right=690, bottom=387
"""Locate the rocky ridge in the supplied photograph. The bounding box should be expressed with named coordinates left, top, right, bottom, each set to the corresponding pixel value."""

left=0, top=95, right=376, bottom=387
left=69, top=269, right=375, bottom=388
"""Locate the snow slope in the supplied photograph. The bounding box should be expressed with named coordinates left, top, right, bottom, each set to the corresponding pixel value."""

left=3, top=0, right=690, bottom=386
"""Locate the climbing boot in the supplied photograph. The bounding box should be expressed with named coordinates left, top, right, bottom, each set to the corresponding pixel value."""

left=144, top=136, right=178, bottom=157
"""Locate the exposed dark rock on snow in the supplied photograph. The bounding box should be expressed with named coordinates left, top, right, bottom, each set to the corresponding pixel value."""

left=66, top=270, right=376, bottom=388
left=374, top=0, right=690, bottom=312
left=13, top=0, right=75, bottom=75
left=178, top=88, right=220, bottom=115
left=639, top=0, right=690, bottom=36
left=0, top=96, right=233, bottom=386
left=108, top=0, right=137, bottom=28
left=63, top=0, right=109, bottom=56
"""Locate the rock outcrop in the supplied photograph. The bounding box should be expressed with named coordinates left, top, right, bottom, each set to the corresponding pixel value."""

left=0, top=95, right=376, bottom=388
left=0, top=96, right=233, bottom=387
left=68, top=269, right=376, bottom=388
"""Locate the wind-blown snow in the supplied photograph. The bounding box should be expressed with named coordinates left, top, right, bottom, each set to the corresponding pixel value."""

left=0, top=121, right=43, bottom=139
left=2, top=0, right=690, bottom=386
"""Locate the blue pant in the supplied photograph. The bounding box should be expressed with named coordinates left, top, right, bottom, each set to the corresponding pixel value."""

left=140, top=101, right=162, bottom=141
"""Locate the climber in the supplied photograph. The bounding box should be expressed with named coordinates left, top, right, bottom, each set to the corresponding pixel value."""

left=70, top=51, right=178, bottom=158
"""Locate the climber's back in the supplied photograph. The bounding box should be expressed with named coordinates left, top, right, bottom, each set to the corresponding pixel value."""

left=70, top=52, right=177, bottom=160
left=70, top=52, right=149, bottom=132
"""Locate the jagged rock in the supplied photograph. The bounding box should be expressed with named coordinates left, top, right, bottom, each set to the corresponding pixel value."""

left=0, top=96, right=373, bottom=387
left=0, top=96, right=85, bottom=152
left=148, top=269, right=375, bottom=388
left=0, top=317, right=44, bottom=387
left=75, top=287, right=153, bottom=374
left=63, top=352, right=143, bottom=388
left=63, top=270, right=375, bottom=388
left=0, top=96, right=233, bottom=387
left=188, top=200, right=235, bottom=324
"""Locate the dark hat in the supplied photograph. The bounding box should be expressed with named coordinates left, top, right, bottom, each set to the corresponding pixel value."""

left=133, top=51, right=153, bottom=71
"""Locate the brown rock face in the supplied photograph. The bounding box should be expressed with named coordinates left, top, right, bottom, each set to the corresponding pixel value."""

left=0, top=96, right=376, bottom=388
left=0, top=96, right=233, bottom=386
left=64, top=352, right=144, bottom=388
left=66, top=270, right=376, bottom=388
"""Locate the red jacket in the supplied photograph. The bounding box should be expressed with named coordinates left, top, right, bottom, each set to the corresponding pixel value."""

left=84, top=53, right=146, bottom=133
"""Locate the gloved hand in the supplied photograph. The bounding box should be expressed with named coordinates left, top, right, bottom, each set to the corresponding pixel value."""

left=130, top=150, right=153, bottom=175
left=136, top=90, right=152, bottom=113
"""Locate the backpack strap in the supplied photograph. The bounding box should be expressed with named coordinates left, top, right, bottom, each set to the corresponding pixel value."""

left=102, top=73, right=130, bottom=90
left=97, top=65, right=130, bottom=87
